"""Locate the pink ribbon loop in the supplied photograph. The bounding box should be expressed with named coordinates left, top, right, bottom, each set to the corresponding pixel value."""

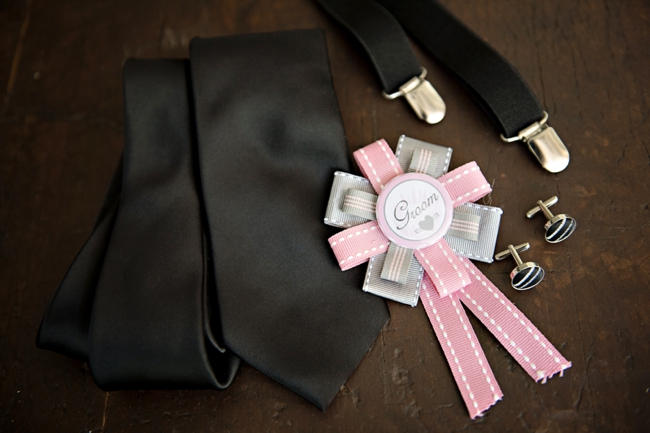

left=353, top=139, right=403, bottom=192
left=328, top=221, right=389, bottom=270
left=438, top=161, right=492, bottom=207
left=416, top=239, right=471, bottom=297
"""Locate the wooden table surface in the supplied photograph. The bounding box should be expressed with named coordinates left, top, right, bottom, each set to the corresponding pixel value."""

left=1, top=0, right=648, bottom=432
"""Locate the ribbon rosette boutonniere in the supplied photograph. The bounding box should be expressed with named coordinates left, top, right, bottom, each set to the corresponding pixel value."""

left=324, top=136, right=571, bottom=418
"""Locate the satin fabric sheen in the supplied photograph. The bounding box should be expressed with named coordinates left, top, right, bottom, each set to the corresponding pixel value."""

left=38, top=59, right=240, bottom=389
left=37, top=30, right=389, bottom=409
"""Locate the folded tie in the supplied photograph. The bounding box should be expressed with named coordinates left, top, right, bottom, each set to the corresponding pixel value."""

left=190, top=30, right=389, bottom=409
left=37, top=30, right=389, bottom=409
left=38, top=59, right=240, bottom=389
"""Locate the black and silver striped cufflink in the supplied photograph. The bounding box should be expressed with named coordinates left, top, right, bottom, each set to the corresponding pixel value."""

left=494, top=243, right=545, bottom=291
left=526, top=196, right=577, bottom=243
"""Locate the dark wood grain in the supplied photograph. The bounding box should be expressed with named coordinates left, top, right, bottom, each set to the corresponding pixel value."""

left=1, top=0, right=648, bottom=432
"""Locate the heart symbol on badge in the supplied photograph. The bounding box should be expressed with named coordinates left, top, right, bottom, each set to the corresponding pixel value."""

left=419, top=215, right=435, bottom=231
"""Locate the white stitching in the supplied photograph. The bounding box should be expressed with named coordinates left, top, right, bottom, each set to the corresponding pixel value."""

left=437, top=242, right=470, bottom=285
left=329, top=225, right=376, bottom=246
left=359, top=149, right=384, bottom=189
left=460, top=259, right=562, bottom=366
left=443, top=146, right=452, bottom=172
left=459, top=286, right=540, bottom=374
left=323, top=217, right=353, bottom=228
left=395, top=135, right=405, bottom=158
left=413, top=264, right=424, bottom=306
left=461, top=202, right=503, bottom=214
left=338, top=244, right=387, bottom=265
left=448, top=248, right=491, bottom=263
left=450, top=297, right=497, bottom=394
left=364, top=255, right=422, bottom=307
left=333, top=171, right=367, bottom=182
left=378, top=139, right=400, bottom=174
left=422, top=284, right=478, bottom=410
left=417, top=250, right=448, bottom=296
left=443, top=165, right=479, bottom=184
left=453, top=184, right=491, bottom=203
left=363, top=257, right=374, bottom=292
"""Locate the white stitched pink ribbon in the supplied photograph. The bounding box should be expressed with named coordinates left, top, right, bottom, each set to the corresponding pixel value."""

left=331, top=139, right=488, bottom=297
left=327, top=139, right=571, bottom=418
left=421, top=277, right=503, bottom=417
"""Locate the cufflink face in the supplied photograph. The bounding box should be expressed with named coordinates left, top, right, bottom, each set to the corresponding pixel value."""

left=376, top=173, right=453, bottom=249
left=544, top=214, right=577, bottom=243
left=511, top=262, right=545, bottom=290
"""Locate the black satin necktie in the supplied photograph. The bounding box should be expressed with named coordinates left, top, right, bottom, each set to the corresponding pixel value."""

left=38, top=59, right=240, bottom=389
left=37, top=30, right=389, bottom=409
left=190, top=30, right=389, bottom=409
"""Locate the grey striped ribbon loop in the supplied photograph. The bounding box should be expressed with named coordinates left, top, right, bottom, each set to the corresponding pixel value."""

left=396, top=134, right=451, bottom=177
left=409, top=147, right=438, bottom=176
left=444, top=203, right=502, bottom=263
left=364, top=252, right=423, bottom=307
left=323, top=135, right=503, bottom=305
left=447, top=208, right=481, bottom=241
left=342, top=189, right=377, bottom=220
left=380, top=244, right=414, bottom=284
left=324, top=171, right=377, bottom=228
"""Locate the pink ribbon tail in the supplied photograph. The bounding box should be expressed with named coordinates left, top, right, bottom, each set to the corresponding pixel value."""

left=421, top=276, right=503, bottom=418
left=458, top=257, right=572, bottom=382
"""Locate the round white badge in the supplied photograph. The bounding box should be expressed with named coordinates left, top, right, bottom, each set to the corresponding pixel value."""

left=376, top=173, right=453, bottom=249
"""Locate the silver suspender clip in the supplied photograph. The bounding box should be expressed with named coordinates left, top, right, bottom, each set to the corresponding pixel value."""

left=382, top=67, right=446, bottom=125
left=500, top=111, right=570, bottom=173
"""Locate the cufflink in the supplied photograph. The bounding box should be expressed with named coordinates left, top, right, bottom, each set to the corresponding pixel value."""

left=494, top=243, right=545, bottom=291
left=526, top=196, right=577, bottom=243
